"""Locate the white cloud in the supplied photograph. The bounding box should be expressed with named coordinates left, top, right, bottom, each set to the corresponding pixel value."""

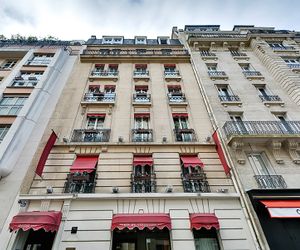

left=0, top=0, right=299, bottom=40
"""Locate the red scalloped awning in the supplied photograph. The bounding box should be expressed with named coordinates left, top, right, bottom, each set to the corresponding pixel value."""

left=190, top=213, right=220, bottom=230
left=9, top=211, right=62, bottom=232
left=133, top=155, right=153, bottom=167
left=135, top=85, right=148, bottom=91
left=172, top=113, right=188, bottom=118
left=111, top=214, right=171, bottom=231
left=87, top=113, right=106, bottom=117
left=181, top=155, right=204, bottom=168
left=104, top=85, right=116, bottom=89
left=135, top=64, right=147, bottom=69
left=164, top=64, right=176, bottom=67
left=109, top=64, right=118, bottom=68
left=134, top=113, right=150, bottom=118
left=168, top=85, right=181, bottom=90
left=70, top=155, right=98, bottom=173
left=95, top=64, right=104, bottom=67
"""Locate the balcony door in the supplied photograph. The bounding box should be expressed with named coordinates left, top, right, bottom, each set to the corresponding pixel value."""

left=174, top=117, right=192, bottom=141
left=276, top=115, right=294, bottom=133
left=217, top=86, right=231, bottom=100
left=134, top=117, right=150, bottom=142
left=230, top=115, right=247, bottom=134
left=135, top=117, right=149, bottom=129
left=86, top=116, right=104, bottom=130
left=248, top=153, right=273, bottom=176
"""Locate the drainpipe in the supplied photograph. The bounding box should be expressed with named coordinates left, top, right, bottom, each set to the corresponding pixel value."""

left=179, top=34, right=265, bottom=250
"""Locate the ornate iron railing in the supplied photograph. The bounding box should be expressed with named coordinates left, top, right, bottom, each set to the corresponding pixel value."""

left=218, top=95, right=240, bottom=102
left=168, top=93, right=186, bottom=103
left=182, top=173, right=210, bottom=193
left=132, top=129, right=153, bottom=142
left=82, top=49, right=189, bottom=56
left=223, top=121, right=300, bottom=138
left=259, top=95, right=282, bottom=102
left=271, top=46, right=295, bottom=51
left=131, top=173, right=156, bottom=193
left=133, top=93, right=151, bottom=103
left=83, top=92, right=116, bottom=102
left=90, top=70, right=118, bottom=77
left=133, top=70, right=150, bottom=77
left=71, top=129, right=111, bottom=142
left=174, top=128, right=197, bottom=142
left=287, top=63, right=300, bottom=69
left=64, top=173, right=97, bottom=193
left=164, top=70, right=181, bottom=77
left=230, top=51, right=248, bottom=57
left=208, top=70, right=227, bottom=77
left=200, top=51, right=216, bottom=57
left=242, top=70, right=262, bottom=77
left=254, top=175, right=287, bottom=189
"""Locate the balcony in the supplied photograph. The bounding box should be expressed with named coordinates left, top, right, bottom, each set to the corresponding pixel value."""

left=271, top=46, right=296, bottom=52
left=287, top=63, right=300, bottom=72
left=131, top=173, right=156, bottom=193
left=242, top=70, right=264, bottom=80
left=182, top=172, right=210, bottom=193
left=168, top=93, right=187, bottom=105
left=218, top=95, right=241, bottom=106
left=132, top=129, right=153, bottom=142
left=254, top=175, right=287, bottom=189
left=174, top=128, right=197, bottom=142
left=64, top=173, right=97, bottom=193
left=164, top=70, right=181, bottom=81
left=71, top=129, right=111, bottom=142
left=11, top=78, right=38, bottom=87
left=200, top=51, right=217, bottom=60
left=89, top=70, right=118, bottom=81
left=82, top=92, right=116, bottom=105
left=223, top=121, right=300, bottom=143
left=132, top=93, right=151, bottom=105
left=259, top=95, right=284, bottom=106
left=230, top=51, right=249, bottom=60
left=133, top=70, right=150, bottom=81
left=208, top=70, right=228, bottom=80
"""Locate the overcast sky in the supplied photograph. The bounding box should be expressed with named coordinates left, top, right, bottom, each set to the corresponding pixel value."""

left=0, top=0, right=299, bottom=40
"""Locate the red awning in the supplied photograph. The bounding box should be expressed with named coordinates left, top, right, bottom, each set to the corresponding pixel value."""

left=181, top=155, right=204, bottom=168
left=87, top=113, right=106, bottom=117
left=167, top=85, right=181, bottom=90
left=212, top=131, right=231, bottom=175
left=35, top=131, right=57, bottom=177
left=111, top=214, right=171, bottom=230
left=9, top=211, right=62, bottom=232
left=135, top=85, right=148, bottom=91
left=104, top=85, right=116, bottom=89
left=190, top=213, right=220, bottom=230
left=172, top=113, right=188, bottom=118
left=260, top=200, right=300, bottom=218
left=109, top=64, right=118, bottom=68
left=95, top=64, right=104, bottom=67
left=133, top=155, right=153, bottom=167
left=135, top=64, right=147, bottom=69
left=134, top=113, right=150, bottom=118
left=164, top=64, right=176, bottom=67
left=70, top=155, right=98, bottom=173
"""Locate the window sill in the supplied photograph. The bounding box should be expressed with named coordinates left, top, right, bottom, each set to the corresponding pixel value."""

left=220, top=101, right=242, bottom=107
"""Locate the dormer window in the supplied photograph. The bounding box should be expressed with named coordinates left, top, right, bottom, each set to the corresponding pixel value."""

left=135, top=37, right=147, bottom=45
left=158, top=37, right=169, bottom=45
left=102, top=37, right=123, bottom=44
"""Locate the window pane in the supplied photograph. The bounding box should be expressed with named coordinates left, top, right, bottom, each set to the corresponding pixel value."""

left=195, top=238, right=219, bottom=250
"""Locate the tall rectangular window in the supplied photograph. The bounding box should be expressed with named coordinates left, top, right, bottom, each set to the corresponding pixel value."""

left=0, top=96, right=27, bottom=115
left=247, top=153, right=274, bottom=176
left=1, top=59, right=17, bottom=69
left=0, top=124, right=11, bottom=142
left=28, top=54, right=53, bottom=66
left=194, top=229, right=220, bottom=250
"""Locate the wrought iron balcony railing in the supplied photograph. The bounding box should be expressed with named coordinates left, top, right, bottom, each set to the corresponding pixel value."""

left=164, top=70, right=181, bottom=77
left=82, top=49, right=189, bottom=57
left=259, top=95, right=282, bottom=102
left=200, top=51, right=216, bottom=57
left=174, top=128, right=197, bottom=142
left=83, top=92, right=116, bottom=102
left=230, top=51, right=248, bottom=57
left=133, top=93, right=151, bottom=103
left=223, top=121, right=300, bottom=138
left=131, top=173, right=156, bottom=193
left=208, top=70, right=227, bottom=77
left=26, top=59, right=52, bottom=66
left=168, top=93, right=187, bottom=103
left=182, top=173, right=210, bottom=193
left=287, top=63, right=300, bottom=69
left=11, top=79, right=38, bottom=87
left=271, top=46, right=295, bottom=51
left=242, top=70, right=263, bottom=77
left=64, top=173, right=97, bottom=193
left=133, top=70, right=150, bottom=77
left=218, top=95, right=240, bottom=102
left=254, top=175, right=287, bottom=189
left=71, top=129, right=111, bottom=142
left=132, top=129, right=153, bottom=142
left=90, top=70, right=118, bottom=77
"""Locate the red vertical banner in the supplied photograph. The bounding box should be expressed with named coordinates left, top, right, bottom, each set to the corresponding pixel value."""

left=212, top=131, right=231, bottom=175
left=35, top=131, right=57, bottom=177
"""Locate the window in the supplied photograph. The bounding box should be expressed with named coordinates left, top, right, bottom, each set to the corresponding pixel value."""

left=229, top=114, right=247, bottom=134
left=173, top=115, right=195, bottom=142
left=174, top=116, right=189, bottom=129
left=248, top=153, right=274, bottom=176
left=135, top=116, right=149, bottom=129
left=268, top=42, right=285, bottom=49
left=135, top=37, right=147, bottom=44
left=194, top=228, right=220, bottom=250
left=206, top=64, right=218, bottom=71
left=0, top=96, right=27, bottom=115
left=167, top=85, right=185, bottom=102
left=217, top=86, right=232, bottom=98
left=283, top=58, right=299, bottom=64
left=134, top=86, right=150, bottom=102
left=108, top=64, right=118, bottom=72
left=133, top=114, right=152, bottom=142
left=275, top=114, right=294, bottom=133
left=28, top=54, right=53, bottom=66
left=164, top=64, right=176, bottom=72
left=0, top=124, right=10, bottom=142
left=102, top=37, right=123, bottom=44
left=239, top=63, right=251, bottom=71
left=86, top=115, right=105, bottom=129
left=158, top=37, right=169, bottom=45
left=1, top=59, right=17, bottom=69
left=12, top=71, right=43, bottom=87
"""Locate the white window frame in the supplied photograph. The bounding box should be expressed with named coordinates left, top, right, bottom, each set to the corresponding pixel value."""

left=135, top=37, right=147, bottom=45
left=86, top=116, right=105, bottom=130
left=134, top=117, right=149, bottom=129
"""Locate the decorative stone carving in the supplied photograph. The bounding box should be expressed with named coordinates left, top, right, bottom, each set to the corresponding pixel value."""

left=270, top=140, right=284, bottom=164
left=286, top=140, right=300, bottom=164
left=180, top=146, right=196, bottom=154
left=223, top=42, right=229, bottom=51
left=231, top=140, right=245, bottom=164
left=239, top=42, right=245, bottom=51
left=210, top=42, right=217, bottom=51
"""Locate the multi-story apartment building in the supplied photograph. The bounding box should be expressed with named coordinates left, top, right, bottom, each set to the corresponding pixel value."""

left=174, top=25, right=300, bottom=249
left=0, top=35, right=259, bottom=250
left=0, top=39, right=81, bottom=232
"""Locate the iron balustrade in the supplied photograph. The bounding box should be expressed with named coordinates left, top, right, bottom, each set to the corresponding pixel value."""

left=133, top=93, right=151, bottom=103
left=83, top=92, right=116, bottom=102
left=71, top=129, right=111, bottom=142
left=182, top=173, right=210, bottom=193
left=208, top=70, right=227, bottom=77
left=64, top=172, right=97, bottom=193
left=259, top=95, right=282, bottom=102
left=133, top=70, right=150, bottom=77
left=82, top=49, right=189, bottom=56
left=164, top=70, right=181, bottom=77
left=174, top=128, right=197, bottom=142
left=168, top=93, right=186, bottom=103
left=131, top=173, right=156, bottom=193
left=271, top=46, right=295, bottom=51
left=200, top=51, right=216, bottom=57
left=230, top=51, right=248, bottom=57
left=254, top=175, right=287, bottom=189
left=91, top=70, right=118, bottom=77
left=223, top=121, right=300, bottom=138
left=218, top=95, right=240, bottom=102
left=287, top=63, right=300, bottom=69
left=132, top=129, right=153, bottom=142
left=242, top=70, right=262, bottom=77
left=11, top=79, right=38, bottom=87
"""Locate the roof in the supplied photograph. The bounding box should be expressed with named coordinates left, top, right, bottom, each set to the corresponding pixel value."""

left=85, top=38, right=182, bottom=46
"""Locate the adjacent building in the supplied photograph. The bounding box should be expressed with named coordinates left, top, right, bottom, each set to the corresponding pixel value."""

left=174, top=25, right=300, bottom=250
left=0, top=35, right=259, bottom=250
